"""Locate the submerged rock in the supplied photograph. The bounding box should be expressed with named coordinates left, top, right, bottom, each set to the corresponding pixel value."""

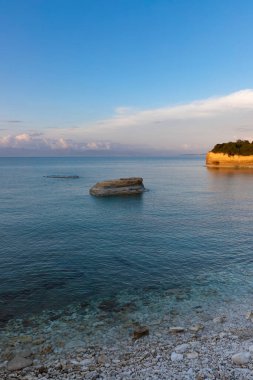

left=89, top=177, right=145, bottom=196
left=7, top=356, right=33, bottom=371
left=213, top=316, right=226, bottom=324
left=44, top=175, right=79, bottom=179
left=133, top=326, right=149, bottom=340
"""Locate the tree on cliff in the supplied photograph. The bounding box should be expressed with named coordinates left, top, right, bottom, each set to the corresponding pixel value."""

left=211, top=140, right=253, bottom=156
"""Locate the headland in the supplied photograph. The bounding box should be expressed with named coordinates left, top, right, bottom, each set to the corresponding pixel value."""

left=206, top=140, right=253, bottom=167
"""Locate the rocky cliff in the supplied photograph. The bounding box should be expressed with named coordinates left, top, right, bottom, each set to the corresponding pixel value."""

left=206, top=152, right=253, bottom=167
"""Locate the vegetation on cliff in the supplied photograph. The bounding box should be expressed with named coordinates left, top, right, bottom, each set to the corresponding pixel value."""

left=211, top=140, right=253, bottom=156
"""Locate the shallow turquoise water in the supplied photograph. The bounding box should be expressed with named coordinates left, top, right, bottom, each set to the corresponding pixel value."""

left=1, top=156, right=253, bottom=324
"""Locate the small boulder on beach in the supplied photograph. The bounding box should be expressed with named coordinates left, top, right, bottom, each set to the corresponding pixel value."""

left=89, top=177, right=145, bottom=196
left=232, top=352, right=251, bottom=365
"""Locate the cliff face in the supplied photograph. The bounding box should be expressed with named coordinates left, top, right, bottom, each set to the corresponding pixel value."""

left=206, top=152, right=253, bottom=167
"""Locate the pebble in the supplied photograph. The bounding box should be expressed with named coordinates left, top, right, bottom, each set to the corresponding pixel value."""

left=213, top=316, right=226, bottom=323
left=189, top=324, right=204, bottom=332
left=186, top=351, right=199, bottom=359
left=175, top=344, right=189, bottom=353
left=246, top=311, right=253, bottom=320
left=231, top=351, right=251, bottom=365
left=248, top=345, right=253, bottom=353
left=2, top=301, right=253, bottom=379
left=171, top=352, right=184, bottom=361
left=169, top=326, right=185, bottom=333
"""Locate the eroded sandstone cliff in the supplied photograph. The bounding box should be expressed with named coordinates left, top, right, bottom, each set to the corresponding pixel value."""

left=206, top=151, right=253, bottom=167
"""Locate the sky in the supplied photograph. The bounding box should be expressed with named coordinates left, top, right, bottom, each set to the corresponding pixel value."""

left=1, top=0, right=253, bottom=156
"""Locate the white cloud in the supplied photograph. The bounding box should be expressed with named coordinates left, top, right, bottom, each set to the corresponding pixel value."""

left=89, top=89, right=253, bottom=131
left=73, top=89, right=253, bottom=151
left=0, top=133, right=112, bottom=152
left=1, top=89, right=253, bottom=154
left=15, top=133, right=31, bottom=142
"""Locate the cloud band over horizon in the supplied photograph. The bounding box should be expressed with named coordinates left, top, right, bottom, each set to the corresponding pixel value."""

left=1, top=89, right=253, bottom=155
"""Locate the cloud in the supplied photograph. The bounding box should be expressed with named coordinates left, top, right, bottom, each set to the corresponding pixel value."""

left=89, top=89, right=253, bottom=131
left=0, top=120, right=23, bottom=124
left=1, top=89, right=253, bottom=155
left=0, top=133, right=113, bottom=153
left=71, top=89, right=253, bottom=151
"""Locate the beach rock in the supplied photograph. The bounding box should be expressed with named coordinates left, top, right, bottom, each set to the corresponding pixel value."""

left=175, top=344, right=189, bottom=353
left=246, top=311, right=253, bottom=320
left=232, top=352, right=251, bottom=365
left=171, top=352, right=184, bottom=361
left=17, top=348, right=32, bottom=358
left=169, top=326, right=185, bottom=333
left=133, top=326, right=149, bottom=340
left=249, top=345, right=253, bottom=353
left=213, top=316, right=226, bottom=324
left=7, top=355, right=33, bottom=371
left=186, top=351, right=199, bottom=359
left=89, top=177, right=145, bottom=196
left=189, top=324, right=204, bottom=333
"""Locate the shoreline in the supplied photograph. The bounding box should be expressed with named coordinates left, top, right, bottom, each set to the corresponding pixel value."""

left=2, top=297, right=253, bottom=379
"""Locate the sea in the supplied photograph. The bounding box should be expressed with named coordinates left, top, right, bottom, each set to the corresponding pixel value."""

left=1, top=156, right=253, bottom=348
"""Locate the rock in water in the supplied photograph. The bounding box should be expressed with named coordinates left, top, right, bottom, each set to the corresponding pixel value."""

left=89, top=177, right=145, bottom=196
left=44, top=175, right=79, bottom=179
left=133, top=326, right=149, bottom=340
left=7, top=356, right=33, bottom=371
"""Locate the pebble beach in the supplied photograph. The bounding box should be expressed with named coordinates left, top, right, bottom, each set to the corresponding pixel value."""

left=2, top=295, right=253, bottom=379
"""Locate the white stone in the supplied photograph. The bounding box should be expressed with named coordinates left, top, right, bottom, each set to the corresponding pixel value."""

left=70, top=359, right=79, bottom=365
left=175, top=344, right=189, bottom=353
left=80, top=358, right=93, bottom=366
left=171, top=352, right=184, bottom=361
left=186, top=351, right=199, bottom=359
left=169, top=326, right=185, bottom=333
left=232, top=352, right=251, bottom=365
left=246, top=311, right=253, bottom=320
left=213, top=316, right=226, bottom=323
left=249, top=345, right=253, bottom=353
left=189, top=324, right=204, bottom=332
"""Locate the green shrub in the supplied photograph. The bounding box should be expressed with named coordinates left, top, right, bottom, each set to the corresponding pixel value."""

left=211, top=140, right=253, bottom=156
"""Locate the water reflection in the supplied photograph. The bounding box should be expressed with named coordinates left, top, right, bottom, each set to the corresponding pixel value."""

left=206, top=166, right=253, bottom=177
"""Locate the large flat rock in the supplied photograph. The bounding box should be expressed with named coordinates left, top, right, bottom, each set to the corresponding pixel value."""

left=89, top=177, right=145, bottom=196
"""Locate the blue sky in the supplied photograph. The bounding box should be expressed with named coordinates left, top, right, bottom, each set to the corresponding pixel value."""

left=1, top=0, right=253, bottom=155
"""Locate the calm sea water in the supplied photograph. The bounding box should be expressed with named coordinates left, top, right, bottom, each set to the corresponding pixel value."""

left=1, top=156, right=253, bottom=324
